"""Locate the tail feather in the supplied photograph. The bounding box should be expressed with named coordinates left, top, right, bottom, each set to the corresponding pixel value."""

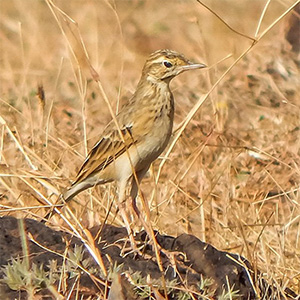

left=42, top=181, right=91, bottom=222
left=42, top=176, right=108, bottom=222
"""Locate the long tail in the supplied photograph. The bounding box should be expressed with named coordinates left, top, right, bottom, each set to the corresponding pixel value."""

left=42, top=181, right=88, bottom=222
left=42, top=176, right=106, bottom=222
left=42, top=194, right=65, bottom=222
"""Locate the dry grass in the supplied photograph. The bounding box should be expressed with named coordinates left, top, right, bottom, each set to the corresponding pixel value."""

left=0, top=0, right=299, bottom=297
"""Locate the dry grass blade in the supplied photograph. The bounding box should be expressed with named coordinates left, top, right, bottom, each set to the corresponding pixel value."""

left=0, top=116, right=37, bottom=170
left=196, top=0, right=256, bottom=41
left=156, top=0, right=299, bottom=183
left=0, top=0, right=299, bottom=298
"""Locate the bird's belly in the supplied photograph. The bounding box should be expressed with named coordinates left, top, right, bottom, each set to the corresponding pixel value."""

left=105, top=129, right=169, bottom=183
left=103, top=112, right=172, bottom=182
left=135, top=118, right=172, bottom=169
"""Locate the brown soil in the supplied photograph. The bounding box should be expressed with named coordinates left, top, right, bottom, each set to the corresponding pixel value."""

left=0, top=216, right=297, bottom=299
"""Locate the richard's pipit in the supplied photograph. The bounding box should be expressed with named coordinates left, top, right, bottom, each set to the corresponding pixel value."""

left=45, top=49, right=206, bottom=236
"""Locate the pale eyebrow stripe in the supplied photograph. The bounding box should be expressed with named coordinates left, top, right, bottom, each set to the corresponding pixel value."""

left=150, top=57, right=166, bottom=64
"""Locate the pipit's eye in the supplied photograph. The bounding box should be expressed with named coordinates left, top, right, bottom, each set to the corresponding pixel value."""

left=163, top=60, right=173, bottom=68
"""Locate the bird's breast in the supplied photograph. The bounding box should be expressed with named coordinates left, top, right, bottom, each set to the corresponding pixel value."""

left=134, top=92, right=174, bottom=169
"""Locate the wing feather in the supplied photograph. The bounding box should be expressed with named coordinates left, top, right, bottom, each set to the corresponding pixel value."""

left=71, top=94, right=157, bottom=186
left=73, top=124, right=136, bottom=185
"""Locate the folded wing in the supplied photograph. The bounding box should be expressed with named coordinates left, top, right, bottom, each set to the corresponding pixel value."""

left=73, top=122, right=136, bottom=185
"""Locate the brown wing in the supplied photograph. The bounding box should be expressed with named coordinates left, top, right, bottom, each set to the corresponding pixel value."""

left=72, top=92, right=158, bottom=185
left=73, top=122, right=136, bottom=185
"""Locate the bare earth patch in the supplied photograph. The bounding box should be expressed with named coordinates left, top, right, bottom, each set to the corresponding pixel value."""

left=1, top=216, right=298, bottom=299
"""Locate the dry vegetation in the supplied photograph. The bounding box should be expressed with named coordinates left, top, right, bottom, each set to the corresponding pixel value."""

left=0, top=0, right=299, bottom=298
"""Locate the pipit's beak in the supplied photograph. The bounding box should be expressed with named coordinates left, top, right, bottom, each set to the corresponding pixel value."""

left=181, top=62, right=207, bottom=71
left=176, top=62, right=206, bottom=75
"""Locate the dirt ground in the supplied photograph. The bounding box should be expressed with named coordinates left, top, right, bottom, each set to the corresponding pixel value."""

left=1, top=216, right=298, bottom=299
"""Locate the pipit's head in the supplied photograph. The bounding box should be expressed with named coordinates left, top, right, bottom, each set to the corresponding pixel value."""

left=142, top=49, right=206, bottom=82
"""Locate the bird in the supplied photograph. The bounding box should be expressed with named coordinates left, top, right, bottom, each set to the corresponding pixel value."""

left=44, top=49, right=206, bottom=237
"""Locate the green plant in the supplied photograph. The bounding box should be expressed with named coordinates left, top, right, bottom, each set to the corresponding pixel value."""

left=1, top=257, right=58, bottom=295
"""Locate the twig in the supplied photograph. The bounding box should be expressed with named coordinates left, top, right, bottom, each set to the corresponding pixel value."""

left=0, top=116, right=37, bottom=170
left=196, top=0, right=256, bottom=42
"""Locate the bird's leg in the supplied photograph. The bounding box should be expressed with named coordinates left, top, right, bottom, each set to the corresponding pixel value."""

left=130, top=169, right=169, bottom=296
left=117, top=179, right=142, bottom=254
left=130, top=167, right=162, bottom=248
left=131, top=167, right=180, bottom=257
left=130, top=167, right=149, bottom=219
